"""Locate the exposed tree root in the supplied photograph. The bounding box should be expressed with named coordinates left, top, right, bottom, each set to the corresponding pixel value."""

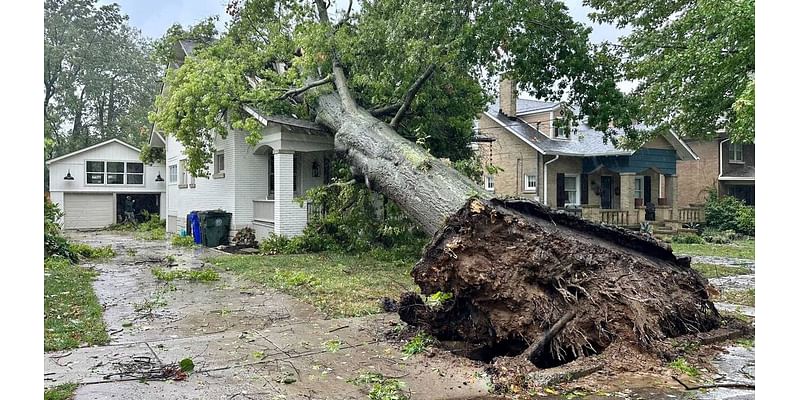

left=399, top=198, right=720, bottom=371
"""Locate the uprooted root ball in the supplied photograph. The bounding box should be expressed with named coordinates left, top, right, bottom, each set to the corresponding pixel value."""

left=399, top=198, right=719, bottom=369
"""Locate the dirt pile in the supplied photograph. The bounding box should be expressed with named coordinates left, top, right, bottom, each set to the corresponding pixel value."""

left=399, top=198, right=720, bottom=370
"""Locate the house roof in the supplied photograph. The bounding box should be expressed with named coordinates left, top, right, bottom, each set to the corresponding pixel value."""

left=516, top=98, right=560, bottom=114
left=482, top=101, right=698, bottom=160
left=243, top=105, right=330, bottom=135
left=45, top=139, right=140, bottom=165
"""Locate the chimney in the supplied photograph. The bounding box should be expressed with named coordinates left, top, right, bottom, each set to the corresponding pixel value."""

left=499, top=78, right=517, bottom=118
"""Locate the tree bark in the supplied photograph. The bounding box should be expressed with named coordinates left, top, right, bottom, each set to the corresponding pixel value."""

left=314, top=93, right=489, bottom=235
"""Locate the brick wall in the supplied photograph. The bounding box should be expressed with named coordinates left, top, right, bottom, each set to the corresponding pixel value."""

left=676, top=139, right=720, bottom=207
left=476, top=115, right=540, bottom=200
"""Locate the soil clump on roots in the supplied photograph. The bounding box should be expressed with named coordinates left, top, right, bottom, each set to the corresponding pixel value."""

left=398, top=198, right=720, bottom=391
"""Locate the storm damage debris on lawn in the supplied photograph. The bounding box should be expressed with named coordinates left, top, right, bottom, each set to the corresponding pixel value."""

left=399, top=199, right=720, bottom=374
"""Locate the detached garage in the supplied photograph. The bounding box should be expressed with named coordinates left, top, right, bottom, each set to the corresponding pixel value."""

left=46, top=139, right=166, bottom=230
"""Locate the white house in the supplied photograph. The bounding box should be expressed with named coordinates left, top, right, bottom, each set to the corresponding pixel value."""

left=46, top=139, right=167, bottom=229
left=149, top=40, right=335, bottom=241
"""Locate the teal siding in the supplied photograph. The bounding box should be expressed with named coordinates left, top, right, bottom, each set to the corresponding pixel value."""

left=582, top=148, right=677, bottom=176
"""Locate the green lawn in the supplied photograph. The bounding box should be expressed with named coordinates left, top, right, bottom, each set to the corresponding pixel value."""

left=691, top=263, right=751, bottom=279
left=44, top=383, right=77, bottom=400
left=671, top=239, right=755, bottom=260
left=44, top=257, right=109, bottom=351
left=717, top=288, right=756, bottom=307
left=209, top=253, right=416, bottom=318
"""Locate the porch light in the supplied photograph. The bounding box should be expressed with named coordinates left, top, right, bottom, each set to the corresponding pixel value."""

left=64, top=170, right=74, bottom=180
left=155, top=172, right=164, bottom=182
left=311, top=160, right=320, bottom=177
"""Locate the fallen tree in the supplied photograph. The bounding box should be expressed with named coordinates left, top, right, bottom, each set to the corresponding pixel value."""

left=153, top=0, right=720, bottom=372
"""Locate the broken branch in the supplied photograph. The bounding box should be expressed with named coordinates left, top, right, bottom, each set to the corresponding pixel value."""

left=523, top=309, right=577, bottom=363
left=369, top=102, right=402, bottom=117
left=672, top=376, right=755, bottom=391
left=277, top=75, right=333, bottom=100
left=390, top=64, right=436, bottom=129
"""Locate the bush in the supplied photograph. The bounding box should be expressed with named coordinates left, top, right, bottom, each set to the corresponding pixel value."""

left=701, top=229, right=738, bottom=244
left=259, top=233, right=304, bottom=255
left=704, top=190, right=754, bottom=236
left=45, top=197, right=77, bottom=262
left=134, top=213, right=166, bottom=241
left=671, top=233, right=705, bottom=244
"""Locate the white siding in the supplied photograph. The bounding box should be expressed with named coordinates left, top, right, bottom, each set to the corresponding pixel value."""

left=63, top=193, right=115, bottom=229
left=231, top=130, right=269, bottom=230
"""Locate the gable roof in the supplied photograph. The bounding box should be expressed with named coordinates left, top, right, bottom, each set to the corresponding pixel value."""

left=45, top=139, right=140, bottom=165
left=482, top=101, right=698, bottom=160
left=243, top=105, right=330, bottom=134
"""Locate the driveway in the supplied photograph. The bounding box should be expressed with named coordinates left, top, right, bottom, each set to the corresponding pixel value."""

left=44, top=231, right=493, bottom=399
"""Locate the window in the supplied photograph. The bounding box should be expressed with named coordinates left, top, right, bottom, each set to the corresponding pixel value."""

left=634, top=176, right=643, bottom=200
left=729, top=142, right=743, bottom=162
left=179, top=160, right=188, bottom=186
left=564, top=174, right=579, bottom=205
left=168, top=165, right=178, bottom=183
left=126, top=162, right=144, bottom=184
left=214, top=152, right=225, bottom=175
left=86, top=161, right=105, bottom=184
left=553, top=118, right=569, bottom=139
left=86, top=161, right=143, bottom=185
left=524, top=174, right=537, bottom=192
left=485, top=175, right=495, bottom=191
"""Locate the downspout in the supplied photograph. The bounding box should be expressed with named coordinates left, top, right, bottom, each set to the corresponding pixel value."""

left=718, top=138, right=730, bottom=185
left=543, top=155, right=560, bottom=206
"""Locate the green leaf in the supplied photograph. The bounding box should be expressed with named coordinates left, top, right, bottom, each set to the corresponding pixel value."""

left=179, top=357, right=195, bottom=372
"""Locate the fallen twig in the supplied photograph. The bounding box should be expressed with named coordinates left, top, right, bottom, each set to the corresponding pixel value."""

left=328, top=325, right=349, bottom=333
left=672, top=376, right=755, bottom=391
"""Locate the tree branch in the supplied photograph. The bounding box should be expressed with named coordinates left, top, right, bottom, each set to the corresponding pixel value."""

left=369, top=103, right=402, bottom=117
left=332, top=59, right=357, bottom=113
left=390, top=64, right=436, bottom=129
left=277, top=75, right=333, bottom=100
left=523, top=309, right=577, bottom=363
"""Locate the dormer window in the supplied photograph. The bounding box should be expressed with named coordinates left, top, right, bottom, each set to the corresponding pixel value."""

left=553, top=118, right=570, bottom=139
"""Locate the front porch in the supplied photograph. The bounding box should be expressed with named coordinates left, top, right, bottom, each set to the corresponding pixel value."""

left=246, top=112, right=334, bottom=239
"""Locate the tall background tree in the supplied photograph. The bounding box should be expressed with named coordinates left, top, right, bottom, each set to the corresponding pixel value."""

left=587, top=0, right=755, bottom=144
left=44, top=0, right=160, bottom=161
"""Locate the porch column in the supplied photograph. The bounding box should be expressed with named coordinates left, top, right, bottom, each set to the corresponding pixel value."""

left=273, top=150, right=304, bottom=237
left=619, top=173, right=636, bottom=211
left=666, top=175, right=679, bottom=216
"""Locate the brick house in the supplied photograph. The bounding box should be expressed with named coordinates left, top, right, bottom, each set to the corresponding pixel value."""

left=677, top=135, right=755, bottom=206
left=474, top=80, right=702, bottom=229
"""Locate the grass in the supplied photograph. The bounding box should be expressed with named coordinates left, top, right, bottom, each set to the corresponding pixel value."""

left=44, top=257, right=109, bottom=351
left=69, top=243, right=116, bottom=260
left=44, top=383, right=78, bottom=400
left=171, top=235, right=196, bottom=247
left=716, top=288, right=756, bottom=307
left=151, top=267, right=219, bottom=282
left=691, top=263, right=751, bottom=279
left=735, top=337, right=755, bottom=348
left=209, top=253, right=415, bottom=318
left=669, top=357, right=700, bottom=377
left=402, top=332, right=435, bottom=357
left=671, top=239, right=754, bottom=260
left=349, top=372, right=409, bottom=400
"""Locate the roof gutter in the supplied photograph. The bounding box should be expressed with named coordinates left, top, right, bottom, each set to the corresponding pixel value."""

left=543, top=155, right=560, bottom=206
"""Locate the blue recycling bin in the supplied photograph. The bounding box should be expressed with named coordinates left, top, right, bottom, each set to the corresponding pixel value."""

left=188, top=211, right=202, bottom=244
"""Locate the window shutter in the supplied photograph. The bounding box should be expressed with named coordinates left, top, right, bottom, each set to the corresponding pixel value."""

left=556, top=173, right=566, bottom=207
left=580, top=174, right=588, bottom=205
left=643, top=176, right=652, bottom=204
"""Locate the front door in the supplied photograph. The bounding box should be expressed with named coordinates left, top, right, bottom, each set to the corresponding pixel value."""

left=601, top=176, right=613, bottom=209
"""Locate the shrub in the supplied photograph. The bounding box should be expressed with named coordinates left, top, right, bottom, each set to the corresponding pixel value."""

left=171, top=235, right=195, bottom=247
left=134, top=213, right=166, bottom=241
left=44, top=197, right=77, bottom=262
left=704, top=190, right=754, bottom=236
left=259, top=233, right=304, bottom=255
left=232, top=227, right=257, bottom=247
left=701, top=229, right=738, bottom=244
left=671, top=233, right=705, bottom=244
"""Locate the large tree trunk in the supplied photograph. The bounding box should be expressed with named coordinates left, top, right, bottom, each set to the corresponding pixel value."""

left=313, top=93, right=720, bottom=369
left=314, top=93, right=489, bottom=236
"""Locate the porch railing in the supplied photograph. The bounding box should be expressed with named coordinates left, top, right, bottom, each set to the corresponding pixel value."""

left=599, top=210, right=630, bottom=226
left=677, top=207, right=705, bottom=223
left=253, top=199, right=274, bottom=222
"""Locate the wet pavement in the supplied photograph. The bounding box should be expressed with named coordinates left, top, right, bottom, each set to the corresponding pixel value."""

left=45, top=232, right=757, bottom=399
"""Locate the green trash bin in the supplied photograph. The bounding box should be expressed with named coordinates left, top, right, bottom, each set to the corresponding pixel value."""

left=198, top=210, right=232, bottom=247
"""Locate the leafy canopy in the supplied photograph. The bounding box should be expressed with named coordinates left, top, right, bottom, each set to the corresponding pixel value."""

left=587, top=0, right=755, bottom=143
left=152, top=0, right=630, bottom=176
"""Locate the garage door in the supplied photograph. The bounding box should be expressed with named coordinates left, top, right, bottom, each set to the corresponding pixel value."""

left=64, top=193, right=114, bottom=229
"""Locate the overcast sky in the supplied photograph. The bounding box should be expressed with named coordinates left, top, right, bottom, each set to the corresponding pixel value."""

left=102, top=0, right=628, bottom=43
